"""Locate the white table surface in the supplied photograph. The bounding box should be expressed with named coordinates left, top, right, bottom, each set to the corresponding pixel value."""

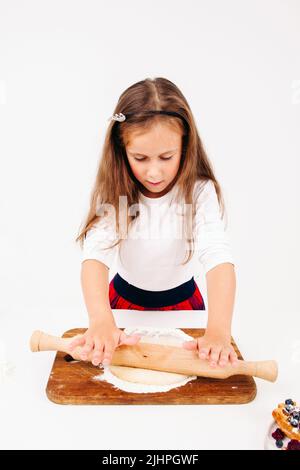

left=1, top=308, right=299, bottom=450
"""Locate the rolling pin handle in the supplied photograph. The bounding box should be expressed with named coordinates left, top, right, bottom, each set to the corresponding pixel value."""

left=30, top=330, right=43, bottom=352
left=30, top=330, right=71, bottom=354
left=254, top=360, right=278, bottom=383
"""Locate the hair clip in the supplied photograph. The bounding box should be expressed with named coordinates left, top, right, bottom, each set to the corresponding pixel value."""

left=108, top=112, right=126, bottom=122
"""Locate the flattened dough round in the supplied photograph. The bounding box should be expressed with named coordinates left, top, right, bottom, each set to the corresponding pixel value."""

left=93, top=326, right=197, bottom=393
left=108, top=365, right=190, bottom=385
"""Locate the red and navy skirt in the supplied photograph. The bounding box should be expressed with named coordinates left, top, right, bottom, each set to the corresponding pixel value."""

left=109, top=273, right=205, bottom=311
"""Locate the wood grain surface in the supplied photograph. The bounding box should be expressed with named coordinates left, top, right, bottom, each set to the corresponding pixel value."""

left=46, top=328, right=257, bottom=405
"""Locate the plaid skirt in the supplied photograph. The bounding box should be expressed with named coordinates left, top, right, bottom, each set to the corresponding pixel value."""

left=109, top=273, right=205, bottom=311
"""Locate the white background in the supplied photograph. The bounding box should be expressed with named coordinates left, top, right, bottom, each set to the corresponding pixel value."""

left=0, top=0, right=299, bottom=450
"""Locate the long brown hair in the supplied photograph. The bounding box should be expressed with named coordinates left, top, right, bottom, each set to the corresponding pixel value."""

left=75, top=77, right=226, bottom=265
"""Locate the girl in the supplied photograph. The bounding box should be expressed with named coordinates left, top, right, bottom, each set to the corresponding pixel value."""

left=69, top=77, right=238, bottom=371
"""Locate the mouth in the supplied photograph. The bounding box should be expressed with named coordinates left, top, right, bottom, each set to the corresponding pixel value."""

left=147, top=181, right=163, bottom=186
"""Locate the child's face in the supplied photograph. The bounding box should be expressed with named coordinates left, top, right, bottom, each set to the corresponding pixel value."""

left=125, top=122, right=182, bottom=198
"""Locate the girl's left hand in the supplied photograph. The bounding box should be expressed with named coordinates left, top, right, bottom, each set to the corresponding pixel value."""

left=182, top=331, right=239, bottom=368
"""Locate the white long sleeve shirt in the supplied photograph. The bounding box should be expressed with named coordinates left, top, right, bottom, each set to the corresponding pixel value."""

left=81, top=179, right=235, bottom=291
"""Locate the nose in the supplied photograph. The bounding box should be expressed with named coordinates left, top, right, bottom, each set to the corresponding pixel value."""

left=146, top=164, right=163, bottom=181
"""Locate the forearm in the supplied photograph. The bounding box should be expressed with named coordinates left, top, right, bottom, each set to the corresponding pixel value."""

left=81, top=259, right=115, bottom=325
left=205, top=262, right=236, bottom=338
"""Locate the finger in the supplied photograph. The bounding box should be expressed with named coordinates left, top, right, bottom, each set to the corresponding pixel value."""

left=118, top=332, right=142, bottom=346
left=198, top=347, right=210, bottom=360
left=80, top=339, right=94, bottom=360
left=81, top=339, right=94, bottom=354
left=102, top=342, right=115, bottom=366
left=209, top=348, right=221, bottom=367
left=68, top=336, right=85, bottom=350
left=229, top=350, right=239, bottom=366
left=182, top=340, right=197, bottom=350
left=91, top=341, right=104, bottom=366
left=218, top=348, right=231, bottom=367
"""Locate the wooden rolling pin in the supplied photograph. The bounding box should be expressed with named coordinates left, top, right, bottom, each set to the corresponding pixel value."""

left=30, top=330, right=278, bottom=382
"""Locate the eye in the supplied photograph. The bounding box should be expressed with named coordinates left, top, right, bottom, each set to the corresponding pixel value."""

left=134, top=156, right=173, bottom=162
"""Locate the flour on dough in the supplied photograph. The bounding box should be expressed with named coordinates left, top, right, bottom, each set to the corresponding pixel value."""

left=92, top=326, right=197, bottom=393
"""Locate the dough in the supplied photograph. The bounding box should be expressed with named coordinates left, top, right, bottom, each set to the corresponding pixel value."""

left=92, top=326, right=197, bottom=393
left=108, top=366, right=189, bottom=385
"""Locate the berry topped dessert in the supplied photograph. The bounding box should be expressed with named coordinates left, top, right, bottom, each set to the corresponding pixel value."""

left=269, top=398, right=300, bottom=450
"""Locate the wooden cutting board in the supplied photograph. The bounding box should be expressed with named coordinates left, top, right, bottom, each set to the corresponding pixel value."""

left=46, top=328, right=257, bottom=405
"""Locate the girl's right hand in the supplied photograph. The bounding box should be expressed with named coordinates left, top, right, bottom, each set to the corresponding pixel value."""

left=67, top=319, right=142, bottom=367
